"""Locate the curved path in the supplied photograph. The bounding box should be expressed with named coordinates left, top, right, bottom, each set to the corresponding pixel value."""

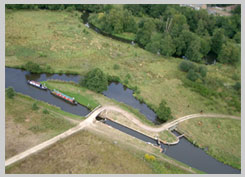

left=5, top=105, right=240, bottom=167
left=99, top=105, right=240, bottom=132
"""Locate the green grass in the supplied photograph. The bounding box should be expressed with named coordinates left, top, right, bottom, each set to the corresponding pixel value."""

left=5, top=130, right=193, bottom=174
left=5, top=91, right=79, bottom=159
left=113, top=32, right=136, bottom=41
left=41, top=80, right=99, bottom=110
left=159, top=130, right=178, bottom=143
left=5, top=9, right=241, bottom=119
left=42, top=80, right=155, bottom=126
left=177, top=117, right=241, bottom=169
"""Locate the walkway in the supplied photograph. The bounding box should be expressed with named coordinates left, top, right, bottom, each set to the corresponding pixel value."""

left=5, top=105, right=240, bottom=167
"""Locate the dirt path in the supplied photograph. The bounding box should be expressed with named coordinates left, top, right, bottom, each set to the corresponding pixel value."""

left=100, top=105, right=240, bottom=132
left=5, top=106, right=102, bottom=167
left=5, top=105, right=240, bottom=167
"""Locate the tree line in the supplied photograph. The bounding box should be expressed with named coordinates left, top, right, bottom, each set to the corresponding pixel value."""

left=6, top=4, right=241, bottom=65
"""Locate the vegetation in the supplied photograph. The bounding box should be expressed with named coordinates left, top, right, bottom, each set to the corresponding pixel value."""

left=6, top=87, right=15, bottom=99
left=159, top=130, right=178, bottom=143
left=5, top=92, right=76, bottom=159
left=32, top=102, right=39, bottom=110
left=5, top=10, right=241, bottom=118
left=156, top=100, right=173, bottom=122
left=79, top=68, right=108, bottom=93
left=6, top=4, right=240, bottom=65
left=177, top=117, right=241, bottom=169
left=41, top=80, right=99, bottom=110
left=5, top=130, right=191, bottom=174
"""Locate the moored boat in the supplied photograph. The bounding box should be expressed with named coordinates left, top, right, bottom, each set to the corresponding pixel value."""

left=51, top=89, right=77, bottom=105
left=27, top=80, right=47, bottom=90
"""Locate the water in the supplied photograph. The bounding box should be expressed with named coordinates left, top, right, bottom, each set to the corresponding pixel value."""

left=103, top=82, right=159, bottom=124
left=81, top=12, right=142, bottom=47
left=5, top=67, right=241, bottom=174
left=100, top=117, right=158, bottom=146
left=163, top=131, right=241, bottom=174
left=5, top=67, right=90, bottom=117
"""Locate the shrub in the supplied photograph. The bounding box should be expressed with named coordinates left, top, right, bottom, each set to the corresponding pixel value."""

left=6, top=87, right=15, bottom=99
left=144, top=154, right=156, bottom=161
left=126, top=73, right=131, bottom=79
left=156, top=100, right=172, bottom=122
left=32, top=102, right=39, bottom=110
left=79, top=68, right=108, bottom=93
left=107, top=75, right=120, bottom=83
left=198, top=66, right=207, bottom=77
left=66, top=6, right=75, bottom=12
left=179, top=61, right=196, bottom=72
left=42, top=109, right=49, bottom=114
left=186, top=69, right=199, bottom=82
left=113, top=64, right=120, bottom=70
left=24, top=61, right=42, bottom=73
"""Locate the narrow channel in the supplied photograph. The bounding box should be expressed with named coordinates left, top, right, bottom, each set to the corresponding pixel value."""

left=5, top=67, right=241, bottom=174
left=5, top=67, right=90, bottom=117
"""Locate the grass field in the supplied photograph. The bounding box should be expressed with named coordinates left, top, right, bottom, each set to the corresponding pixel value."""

left=177, top=117, right=241, bottom=169
left=42, top=79, right=155, bottom=126
left=5, top=10, right=241, bottom=118
left=5, top=91, right=78, bottom=159
left=5, top=130, right=193, bottom=174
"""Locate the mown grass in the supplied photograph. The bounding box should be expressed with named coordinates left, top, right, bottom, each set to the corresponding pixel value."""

left=5, top=130, right=193, bottom=174
left=42, top=80, right=154, bottom=126
left=41, top=80, right=99, bottom=110
left=177, top=117, right=241, bottom=169
left=5, top=91, right=77, bottom=159
left=5, top=10, right=241, bottom=119
left=159, top=130, right=178, bottom=143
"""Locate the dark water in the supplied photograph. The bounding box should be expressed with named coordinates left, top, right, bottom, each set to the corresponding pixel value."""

left=103, top=82, right=159, bottom=124
left=5, top=67, right=90, bottom=117
left=5, top=67, right=240, bottom=174
left=81, top=12, right=141, bottom=46
left=163, top=131, right=241, bottom=174
left=100, top=118, right=158, bottom=146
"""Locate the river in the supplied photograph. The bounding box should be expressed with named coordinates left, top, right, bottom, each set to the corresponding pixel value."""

left=5, top=67, right=240, bottom=174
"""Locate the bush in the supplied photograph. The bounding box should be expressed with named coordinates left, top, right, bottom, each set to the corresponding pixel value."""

left=6, top=87, right=15, bottom=99
left=79, top=68, right=108, bottom=93
left=156, top=100, right=172, bottom=122
left=107, top=75, right=120, bottom=83
left=126, top=73, right=131, bottom=80
left=42, top=109, right=49, bottom=114
left=179, top=61, right=196, bottom=72
left=66, top=6, right=75, bottom=12
left=113, top=64, right=120, bottom=70
left=24, top=61, right=42, bottom=73
left=32, top=102, right=39, bottom=110
left=144, top=154, right=156, bottom=161
left=186, top=69, right=199, bottom=82
left=198, top=66, right=207, bottom=78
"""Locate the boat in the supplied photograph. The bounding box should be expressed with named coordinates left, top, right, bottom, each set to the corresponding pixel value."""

left=51, top=89, right=77, bottom=105
left=27, top=80, right=47, bottom=90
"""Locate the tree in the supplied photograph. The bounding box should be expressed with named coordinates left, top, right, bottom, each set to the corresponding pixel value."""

left=136, top=19, right=156, bottom=47
left=218, top=42, right=240, bottom=64
left=185, top=38, right=203, bottom=62
left=145, top=33, right=163, bottom=54
left=79, top=68, right=108, bottom=93
left=156, top=100, right=172, bottom=122
left=6, top=87, right=15, bottom=99
left=200, top=37, right=211, bottom=57
left=211, top=28, right=225, bottom=56
left=160, top=34, right=176, bottom=57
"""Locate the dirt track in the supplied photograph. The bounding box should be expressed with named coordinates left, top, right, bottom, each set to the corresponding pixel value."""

left=5, top=105, right=240, bottom=167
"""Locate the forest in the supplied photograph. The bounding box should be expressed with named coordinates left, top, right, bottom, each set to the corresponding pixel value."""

left=6, top=4, right=241, bottom=65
